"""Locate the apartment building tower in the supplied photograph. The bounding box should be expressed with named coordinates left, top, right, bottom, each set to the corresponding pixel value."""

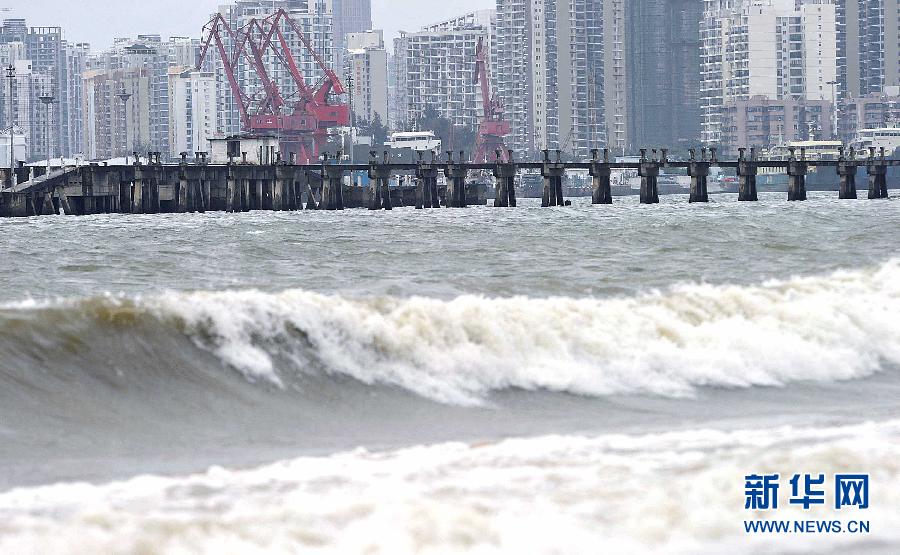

left=701, top=0, right=838, bottom=145
left=837, top=0, right=900, bottom=99
left=345, top=30, right=388, bottom=125
left=331, top=0, right=372, bottom=72
left=393, top=11, right=496, bottom=131
left=494, top=0, right=605, bottom=159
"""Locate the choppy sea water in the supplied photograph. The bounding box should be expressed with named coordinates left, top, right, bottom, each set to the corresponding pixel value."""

left=0, top=192, right=898, bottom=554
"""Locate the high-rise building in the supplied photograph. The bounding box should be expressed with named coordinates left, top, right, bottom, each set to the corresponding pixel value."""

left=495, top=0, right=604, bottom=159
left=62, top=42, right=90, bottom=157
left=837, top=0, right=900, bottom=99
left=168, top=68, right=217, bottom=156
left=331, top=0, right=372, bottom=73
left=87, top=37, right=174, bottom=157
left=626, top=0, right=702, bottom=150
left=345, top=30, right=387, bottom=125
left=82, top=67, right=151, bottom=160
left=602, top=0, right=629, bottom=153
left=701, top=0, right=838, bottom=145
left=0, top=59, right=52, bottom=162
left=0, top=19, right=27, bottom=44
left=393, top=11, right=495, bottom=131
left=25, top=27, right=66, bottom=160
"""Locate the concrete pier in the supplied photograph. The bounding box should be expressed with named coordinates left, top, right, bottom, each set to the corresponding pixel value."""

left=444, top=152, right=468, bottom=208
left=590, top=149, right=612, bottom=205
left=687, top=148, right=712, bottom=203
left=541, top=150, right=566, bottom=207
left=493, top=150, right=517, bottom=208
left=416, top=154, right=441, bottom=209
left=638, top=149, right=661, bottom=205
left=737, top=148, right=759, bottom=202
left=837, top=148, right=858, bottom=200
left=321, top=156, right=345, bottom=211
left=2, top=148, right=898, bottom=218
left=868, top=148, right=889, bottom=199
left=787, top=148, right=808, bottom=202
left=368, top=152, right=393, bottom=210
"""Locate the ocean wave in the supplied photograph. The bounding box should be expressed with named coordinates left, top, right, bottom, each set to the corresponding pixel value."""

left=3, top=259, right=900, bottom=405
left=2, top=419, right=899, bottom=554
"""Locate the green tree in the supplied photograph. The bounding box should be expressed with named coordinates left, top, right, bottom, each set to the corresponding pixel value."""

left=416, top=104, right=477, bottom=156
left=357, top=112, right=389, bottom=146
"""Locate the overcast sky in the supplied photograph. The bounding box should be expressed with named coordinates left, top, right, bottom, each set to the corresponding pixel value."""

left=4, top=0, right=493, bottom=49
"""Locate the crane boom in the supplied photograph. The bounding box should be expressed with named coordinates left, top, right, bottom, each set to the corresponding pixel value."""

left=197, top=8, right=349, bottom=163
left=471, top=37, right=510, bottom=163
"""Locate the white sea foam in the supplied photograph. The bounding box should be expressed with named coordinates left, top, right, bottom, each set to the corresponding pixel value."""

left=146, top=259, right=900, bottom=404
left=1, top=420, right=898, bottom=555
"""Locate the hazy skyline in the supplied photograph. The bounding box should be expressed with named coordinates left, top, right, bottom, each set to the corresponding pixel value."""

left=3, top=0, right=493, bottom=50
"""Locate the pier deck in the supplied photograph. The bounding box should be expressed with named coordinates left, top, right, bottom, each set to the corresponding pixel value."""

left=1, top=148, right=897, bottom=217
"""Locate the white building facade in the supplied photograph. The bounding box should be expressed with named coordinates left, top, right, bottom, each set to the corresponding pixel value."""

left=345, top=30, right=388, bottom=125
left=701, top=0, right=838, bottom=144
left=393, top=10, right=495, bottom=131
left=494, top=0, right=605, bottom=159
left=169, top=68, right=217, bottom=157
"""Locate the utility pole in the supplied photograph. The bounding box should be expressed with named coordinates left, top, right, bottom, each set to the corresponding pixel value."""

left=117, top=87, right=133, bottom=165
left=6, top=64, right=15, bottom=188
left=38, top=91, right=54, bottom=171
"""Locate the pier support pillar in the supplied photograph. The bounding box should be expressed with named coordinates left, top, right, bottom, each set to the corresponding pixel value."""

left=132, top=166, right=144, bottom=214
left=305, top=177, right=319, bottom=210
left=273, top=178, right=284, bottom=211
left=590, top=149, right=612, bottom=204
left=253, top=180, right=263, bottom=210
left=56, top=187, right=72, bottom=215
left=274, top=165, right=292, bottom=211
left=787, top=148, right=807, bottom=201
left=541, top=150, right=566, bottom=207
left=416, top=153, right=441, bottom=208
left=199, top=169, right=210, bottom=213
left=737, top=148, right=758, bottom=201
left=443, top=152, right=468, bottom=208
left=837, top=149, right=857, bottom=200
left=867, top=149, right=889, bottom=199
left=638, top=149, right=661, bottom=205
left=225, top=169, right=236, bottom=213
left=493, top=150, right=517, bottom=207
left=241, top=179, right=251, bottom=212
left=177, top=171, right=188, bottom=213
left=43, top=191, right=56, bottom=215
left=367, top=152, right=393, bottom=210
left=321, top=159, right=344, bottom=211
left=687, top=149, right=711, bottom=203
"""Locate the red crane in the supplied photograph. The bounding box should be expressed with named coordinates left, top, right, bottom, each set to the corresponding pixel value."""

left=472, top=37, right=510, bottom=163
left=198, top=8, right=349, bottom=164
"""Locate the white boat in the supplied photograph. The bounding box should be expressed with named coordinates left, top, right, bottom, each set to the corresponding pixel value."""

left=385, top=131, right=442, bottom=152
left=849, top=127, right=900, bottom=156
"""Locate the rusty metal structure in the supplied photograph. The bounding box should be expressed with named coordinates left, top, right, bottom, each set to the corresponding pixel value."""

left=198, top=8, right=349, bottom=164
left=472, top=37, right=510, bottom=163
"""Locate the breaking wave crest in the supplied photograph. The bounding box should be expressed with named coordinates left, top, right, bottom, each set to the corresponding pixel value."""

left=3, top=259, right=900, bottom=405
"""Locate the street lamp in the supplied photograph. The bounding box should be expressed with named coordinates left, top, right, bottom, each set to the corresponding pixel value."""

left=117, top=87, right=133, bottom=164
left=826, top=80, right=839, bottom=141
left=38, top=91, right=55, bottom=171
left=6, top=64, right=15, bottom=189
